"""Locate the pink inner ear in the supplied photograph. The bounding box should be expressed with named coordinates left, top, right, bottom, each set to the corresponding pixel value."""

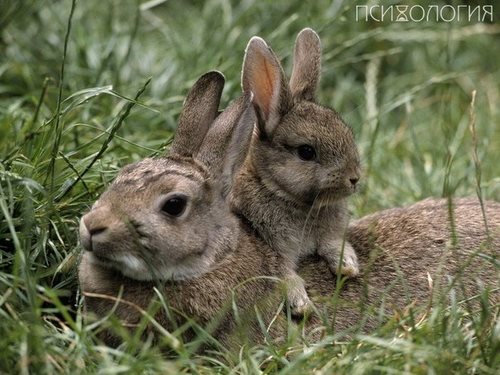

left=249, top=49, right=279, bottom=121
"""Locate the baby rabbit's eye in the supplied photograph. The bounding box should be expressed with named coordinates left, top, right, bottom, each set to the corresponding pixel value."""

left=161, top=196, right=187, bottom=217
left=297, top=145, right=316, bottom=161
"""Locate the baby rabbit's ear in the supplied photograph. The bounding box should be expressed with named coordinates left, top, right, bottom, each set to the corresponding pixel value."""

left=197, top=92, right=255, bottom=192
left=170, top=71, right=225, bottom=157
left=242, top=37, right=292, bottom=138
left=289, top=28, right=321, bottom=101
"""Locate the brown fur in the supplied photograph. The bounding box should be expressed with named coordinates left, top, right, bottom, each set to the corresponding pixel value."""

left=302, top=197, right=499, bottom=335
left=78, top=71, right=284, bottom=350
left=170, top=71, right=225, bottom=157
left=80, top=195, right=499, bottom=348
left=78, top=225, right=283, bottom=349
left=78, top=72, right=498, bottom=352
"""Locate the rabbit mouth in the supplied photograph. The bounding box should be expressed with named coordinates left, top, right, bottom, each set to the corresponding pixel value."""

left=88, top=252, right=118, bottom=271
left=312, top=188, right=351, bottom=206
left=90, top=247, right=211, bottom=281
left=89, top=251, right=156, bottom=280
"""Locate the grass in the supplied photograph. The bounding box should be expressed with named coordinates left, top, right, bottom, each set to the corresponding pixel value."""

left=0, top=0, right=499, bottom=373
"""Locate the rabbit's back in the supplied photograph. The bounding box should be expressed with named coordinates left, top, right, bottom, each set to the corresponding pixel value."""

left=300, top=197, right=499, bottom=333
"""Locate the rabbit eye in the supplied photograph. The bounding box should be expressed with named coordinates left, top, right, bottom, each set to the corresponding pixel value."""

left=161, top=196, right=187, bottom=217
left=297, top=145, right=316, bottom=161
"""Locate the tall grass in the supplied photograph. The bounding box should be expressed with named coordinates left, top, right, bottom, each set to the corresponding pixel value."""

left=0, top=0, right=498, bottom=373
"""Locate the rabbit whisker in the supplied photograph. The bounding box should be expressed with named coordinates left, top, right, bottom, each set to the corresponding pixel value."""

left=299, top=190, right=321, bottom=248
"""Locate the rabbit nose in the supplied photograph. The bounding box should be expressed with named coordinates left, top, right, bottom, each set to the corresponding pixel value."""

left=79, top=218, right=93, bottom=252
left=85, top=220, right=107, bottom=237
left=79, top=207, right=112, bottom=251
left=349, top=177, right=359, bottom=186
left=83, top=214, right=109, bottom=237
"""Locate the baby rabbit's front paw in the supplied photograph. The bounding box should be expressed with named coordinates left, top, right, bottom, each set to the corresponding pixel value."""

left=339, top=247, right=359, bottom=277
left=285, top=275, right=313, bottom=318
left=320, top=241, right=360, bottom=278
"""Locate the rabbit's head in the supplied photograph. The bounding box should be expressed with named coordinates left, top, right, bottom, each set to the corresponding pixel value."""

left=242, top=28, right=360, bottom=206
left=79, top=72, right=254, bottom=281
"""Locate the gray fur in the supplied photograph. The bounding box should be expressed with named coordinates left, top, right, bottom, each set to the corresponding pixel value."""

left=289, top=28, right=321, bottom=101
left=231, top=28, right=361, bottom=315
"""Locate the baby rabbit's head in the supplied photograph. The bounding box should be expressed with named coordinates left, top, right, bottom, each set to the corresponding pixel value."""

left=79, top=72, right=254, bottom=281
left=242, top=29, right=360, bottom=206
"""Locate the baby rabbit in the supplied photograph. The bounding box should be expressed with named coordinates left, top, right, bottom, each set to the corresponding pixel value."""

left=230, top=28, right=361, bottom=316
left=78, top=71, right=283, bottom=348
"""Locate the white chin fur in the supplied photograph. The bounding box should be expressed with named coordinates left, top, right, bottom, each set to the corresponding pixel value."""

left=90, top=253, right=211, bottom=281
left=116, top=254, right=153, bottom=281
left=90, top=253, right=152, bottom=281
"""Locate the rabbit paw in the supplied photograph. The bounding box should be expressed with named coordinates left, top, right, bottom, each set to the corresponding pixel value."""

left=285, top=276, right=313, bottom=317
left=339, top=250, right=359, bottom=277
left=320, top=242, right=360, bottom=278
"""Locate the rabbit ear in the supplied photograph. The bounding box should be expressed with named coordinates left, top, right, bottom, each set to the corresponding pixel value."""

left=219, top=93, right=256, bottom=196
left=197, top=93, right=255, bottom=186
left=242, top=36, right=292, bottom=138
left=170, top=71, right=225, bottom=157
left=289, top=28, right=321, bottom=101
